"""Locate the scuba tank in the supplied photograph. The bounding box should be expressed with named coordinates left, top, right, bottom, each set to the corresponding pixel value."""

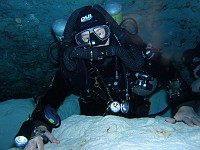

left=105, top=2, right=123, bottom=25
left=52, top=19, right=67, bottom=41
left=49, top=19, right=67, bottom=65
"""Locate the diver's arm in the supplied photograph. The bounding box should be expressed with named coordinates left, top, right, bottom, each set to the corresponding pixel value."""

left=14, top=69, right=72, bottom=148
left=38, top=69, right=72, bottom=109
left=30, top=68, right=72, bottom=126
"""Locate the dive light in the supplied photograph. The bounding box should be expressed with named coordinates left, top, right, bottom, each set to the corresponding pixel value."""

left=14, top=120, right=34, bottom=147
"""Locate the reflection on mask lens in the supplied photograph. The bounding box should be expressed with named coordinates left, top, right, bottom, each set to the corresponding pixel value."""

left=75, top=25, right=110, bottom=45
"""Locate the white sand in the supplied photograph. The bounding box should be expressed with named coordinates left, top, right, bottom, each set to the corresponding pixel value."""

left=42, top=115, right=200, bottom=150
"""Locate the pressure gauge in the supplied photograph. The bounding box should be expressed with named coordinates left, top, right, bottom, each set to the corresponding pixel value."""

left=121, top=100, right=129, bottom=114
left=110, top=101, right=121, bottom=113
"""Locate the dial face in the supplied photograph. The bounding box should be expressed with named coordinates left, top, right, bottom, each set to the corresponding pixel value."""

left=110, top=101, right=121, bottom=113
left=121, top=101, right=129, bottom=114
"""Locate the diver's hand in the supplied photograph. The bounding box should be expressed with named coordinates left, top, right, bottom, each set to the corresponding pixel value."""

left=191, top=78, right=200, bottom=92
left=165, top=106, right=200, bottom=126
left=24, top=126, right=60, bottom=150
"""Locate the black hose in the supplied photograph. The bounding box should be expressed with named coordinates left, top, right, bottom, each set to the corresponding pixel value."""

left=48, top=41, right=59, bottom=64
left=120, top=17, right=138, bottom=35
left=69, top=45, right=144, bottom=71
left=113, top=45, right=144, bottom=71
left=70, top=46, right=114, bottom=60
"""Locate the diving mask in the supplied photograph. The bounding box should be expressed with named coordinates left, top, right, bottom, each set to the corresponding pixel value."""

left=75, top=25, right=110, bottom=46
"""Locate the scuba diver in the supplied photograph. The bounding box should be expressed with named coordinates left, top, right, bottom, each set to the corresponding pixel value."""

left=14, top=4, right=200, bottom=150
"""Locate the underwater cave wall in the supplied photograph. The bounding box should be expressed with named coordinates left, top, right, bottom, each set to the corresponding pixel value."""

left=0, top=0, right=200, bottom=101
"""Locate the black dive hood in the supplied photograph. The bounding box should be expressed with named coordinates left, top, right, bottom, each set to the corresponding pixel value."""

left=62, top=4, right=144, bottom=72
left=63, top=4, right=129, bottom=46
